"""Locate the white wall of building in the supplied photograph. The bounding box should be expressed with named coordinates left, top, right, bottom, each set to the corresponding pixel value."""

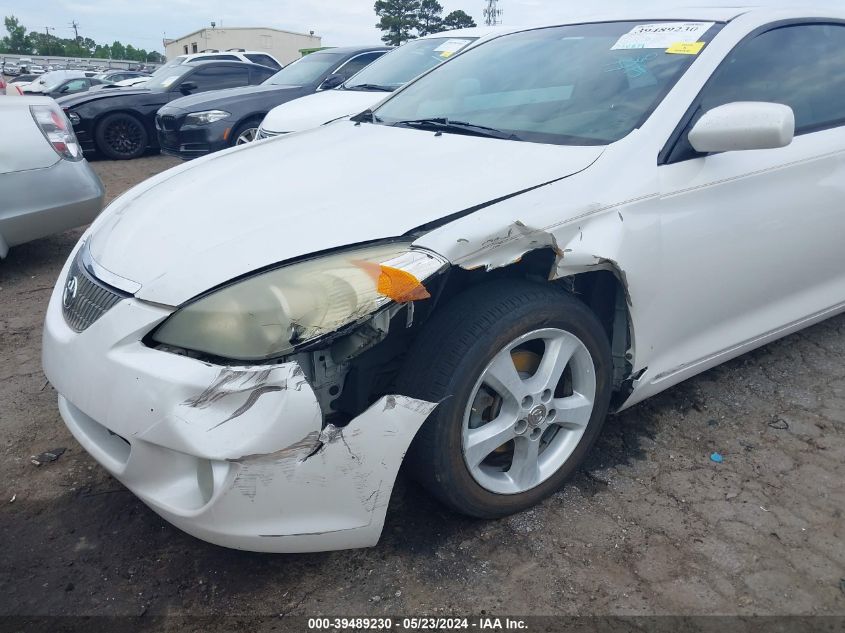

left=165, top=28, right=322, bottom=64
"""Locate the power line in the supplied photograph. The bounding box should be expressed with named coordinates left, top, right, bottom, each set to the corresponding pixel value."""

left=483, top=0, right=502, bottom=26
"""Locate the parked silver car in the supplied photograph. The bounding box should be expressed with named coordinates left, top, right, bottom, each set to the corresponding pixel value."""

left=0, top=96, right=104, bottom=257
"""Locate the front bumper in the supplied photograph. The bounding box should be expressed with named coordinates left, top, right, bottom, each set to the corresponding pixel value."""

left=42, top=245, right=437, bottom=552
left=156, top=115, right=230, bottom=160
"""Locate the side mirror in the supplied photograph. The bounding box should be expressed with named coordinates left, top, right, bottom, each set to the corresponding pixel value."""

left=688, top=102, right=795, bottom=154
left=319, top=74, right=344, bottom=91
left=59, top=85, right=70, bottom=93
left=179, top=81, right=198, bottom=94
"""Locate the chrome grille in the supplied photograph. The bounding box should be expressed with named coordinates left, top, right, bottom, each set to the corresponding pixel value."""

left=61, top=250, right=128, bottom=332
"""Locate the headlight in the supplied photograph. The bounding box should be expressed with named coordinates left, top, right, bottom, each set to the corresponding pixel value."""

left=184, top=110, right=230, bottom=125
left=66, top=111, right=81, bottom=125
left=152, top=243, right=447, bottom=361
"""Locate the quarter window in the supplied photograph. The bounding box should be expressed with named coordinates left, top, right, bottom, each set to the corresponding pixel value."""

left=700, top=23, right=845, bottom=134
left=334, top=52, right=386, bottom=79
left=245, top=53, right=281, bottom=69
left=185, top=66, right=250, bottom=91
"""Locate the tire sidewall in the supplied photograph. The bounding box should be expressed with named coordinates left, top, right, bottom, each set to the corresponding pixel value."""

left=420, top=290, right=613, bottom=518
left=232, top=117, right=263, bottom=146
left=96, top=113, right=147, bottom=160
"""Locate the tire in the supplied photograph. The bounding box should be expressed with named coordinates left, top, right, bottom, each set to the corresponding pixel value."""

left=396, top=280, right=613, bottom=519
left=232, top=117, right=263, bottom=145
left=95, top=113, right=148, bottom=160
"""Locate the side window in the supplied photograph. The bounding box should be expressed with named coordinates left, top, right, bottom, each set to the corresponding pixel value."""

left=185, top=66, right=250, bottom=92
left=249, top=65, right=275, bottom=84
left=700, top=23, right=845, bottom=134
left=333, top=52, right=385, bottom=80
left=203, top=55, right=240, bottom=61
left=245, top=54, right=281, bottom=69
left=64, top=79, right=88, bottom=92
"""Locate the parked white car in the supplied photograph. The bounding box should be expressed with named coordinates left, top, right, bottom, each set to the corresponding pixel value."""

left=153, top=50, right=283, bottom=77
left=22, top=70, right=86, bottom=94
left=256, top=28, right=499, bottom=139
left=44, top=6, right=845, bottom=553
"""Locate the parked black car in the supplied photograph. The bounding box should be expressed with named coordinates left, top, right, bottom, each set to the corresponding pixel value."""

left=156, top=46, right=389, bottom=159
left=57, top=61, right=275, bottom=160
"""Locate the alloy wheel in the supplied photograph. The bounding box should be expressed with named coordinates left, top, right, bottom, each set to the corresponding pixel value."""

left=462, top=328, right=597, bottom=495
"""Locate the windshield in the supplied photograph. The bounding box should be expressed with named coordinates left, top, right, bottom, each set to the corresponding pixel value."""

left=264, top=52, right=342, bottom=85
left=375, top=21, right=722, bottom=145
left=151, top=58, right=186, bottom=77
left=345, top=36, right=477, bottom=91
left=143, top=65, right=193, bottom=91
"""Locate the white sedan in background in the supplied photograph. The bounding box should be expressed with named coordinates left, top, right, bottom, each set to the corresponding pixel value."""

left=256, top=27, right=498, bottom=139
left=0, top=97, right=103, bottom=257
left=43, top=6, right=845, bottom=553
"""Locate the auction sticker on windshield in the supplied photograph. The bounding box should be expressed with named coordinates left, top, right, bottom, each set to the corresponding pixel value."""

left=435, top=39, right=472, bottom=57
left=611, top=22, right=714, bottom=50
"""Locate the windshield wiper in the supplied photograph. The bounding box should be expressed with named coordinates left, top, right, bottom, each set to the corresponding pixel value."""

left=391, top=117, right=521, bottom=141
left=346, top=83, right=394, bottom=92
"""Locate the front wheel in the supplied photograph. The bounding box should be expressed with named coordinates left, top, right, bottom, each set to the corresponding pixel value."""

left=95, top=113, right=148, bottom=160
left=396, top=280, right=613, bottom=518
left=233, top=118, right=263, bottom=145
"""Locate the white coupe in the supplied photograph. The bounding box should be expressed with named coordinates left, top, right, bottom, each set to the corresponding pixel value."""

left=43, top=6, right=845, bottom=552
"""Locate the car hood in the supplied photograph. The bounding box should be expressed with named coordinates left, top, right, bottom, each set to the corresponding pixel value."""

left=57, top=87, right=155, bottom=108
left=88, top=120, right=604, bottom=306
left=261, top=89, right=389, bottom=133
left=161, top=84, right=308, bottom=113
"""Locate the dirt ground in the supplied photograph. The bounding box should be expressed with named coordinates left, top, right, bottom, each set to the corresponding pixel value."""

left=1, top=154, right=843, bottom=626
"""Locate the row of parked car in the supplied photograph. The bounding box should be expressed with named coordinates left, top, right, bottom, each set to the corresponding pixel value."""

left=12, top=32, right=486, bottom=160
left=2, top=58, right=157, bottom=76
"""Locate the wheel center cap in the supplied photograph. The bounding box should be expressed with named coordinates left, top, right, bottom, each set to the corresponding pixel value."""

left=527, top=405, right=547, bottom=427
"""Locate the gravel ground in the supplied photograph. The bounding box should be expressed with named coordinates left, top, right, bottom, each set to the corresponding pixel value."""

left=0, top=154, right=843, bottom=625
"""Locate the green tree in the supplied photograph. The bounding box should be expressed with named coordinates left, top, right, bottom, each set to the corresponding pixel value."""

left=442, top=9, right=476, bottom=30
left=374, top=0, right=420, bottom=46
left=93, top=43, right=110, bottom=59
left=146, top=51, right=163, bottom=63
left=29, top=31, right=64, bottom=56
left=2, top=15, right=32, bottom=54
left=417, top=0, right=443, bottom=36
left=110, top=40, right=126, bottom=59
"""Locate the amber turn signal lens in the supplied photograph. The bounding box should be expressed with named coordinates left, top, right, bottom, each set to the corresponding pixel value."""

left=377, top=265, right=431, bottom=302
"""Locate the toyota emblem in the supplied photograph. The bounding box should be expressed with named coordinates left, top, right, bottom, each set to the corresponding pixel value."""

left=62, top=276, right=79, bottom=309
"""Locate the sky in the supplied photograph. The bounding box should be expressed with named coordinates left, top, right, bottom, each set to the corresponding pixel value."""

left=3, top=0, right=644, bottom=52
left=2, top=0, right=836, bottom=53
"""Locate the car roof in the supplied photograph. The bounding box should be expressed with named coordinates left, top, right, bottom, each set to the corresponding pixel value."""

left=307, top=46, right=392, bottom=56
left=187, top=60, right=274, bottom=69
left=506, top=3, right=845, bottom=28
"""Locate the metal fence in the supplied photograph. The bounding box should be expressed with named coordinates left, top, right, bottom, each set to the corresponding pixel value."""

left=1, top=54, right=160, bottom=72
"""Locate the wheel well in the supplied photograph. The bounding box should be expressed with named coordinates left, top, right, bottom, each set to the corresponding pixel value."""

left=315, top=247, right=634, bottom=423
left=235, top=114, right=265, bottom=131
left=435, top=248, right=633, bottom=390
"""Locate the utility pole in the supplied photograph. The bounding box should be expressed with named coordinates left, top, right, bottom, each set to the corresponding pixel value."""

left=70, top=20, right=80, bottom=42
left=483, top=0, right=502, bottom=26
left=45, top=26, right=54, bottom=56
